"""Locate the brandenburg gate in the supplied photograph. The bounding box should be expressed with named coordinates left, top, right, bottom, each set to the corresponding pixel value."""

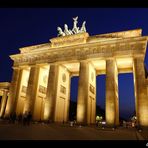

left=1, top=17, right=148, bottom=127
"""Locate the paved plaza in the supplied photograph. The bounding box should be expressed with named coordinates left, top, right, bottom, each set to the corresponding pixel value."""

left=0, top=119, right=147, bottom=140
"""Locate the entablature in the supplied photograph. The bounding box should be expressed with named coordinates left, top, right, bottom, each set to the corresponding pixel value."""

left=0, top=82, right=10, bottom=90
left=10, top=35, right=148, bottom=67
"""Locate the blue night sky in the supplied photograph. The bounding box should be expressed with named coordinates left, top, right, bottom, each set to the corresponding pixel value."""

left=0, top=8, right=148, bottom=120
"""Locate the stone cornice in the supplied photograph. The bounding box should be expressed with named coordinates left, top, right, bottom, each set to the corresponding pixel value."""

left=10, top=36, right=148, bottom=58
left=18, top=29, right=143, bottom=54
left=9, top=34, right=148, bottom=67
left=19, top=43, right=51, bottom=53
left=0, top=82, right=10, bottom=90
left=91, top=28, right=142, bottom=39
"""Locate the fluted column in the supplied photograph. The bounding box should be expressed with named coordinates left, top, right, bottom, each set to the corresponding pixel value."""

left=13, top=68, right=23, bottom=115
left=105, top=59, right=119, bottom=127
left=4, top=67, right=21, bottom=118
left=77, top=61, right=96, bottom=125
left=54, top=65, right=71, bottom=122
left=133, top=57, right=148, bottom=127
left=66, top=74, right=71, bottom=121
left=44, top=64, right=71, bottom=122
left=44, top=64, right=59, bottom=121
left=0, top=90, right=8, bottom=118
left=23, top=65, right=40, bottom=116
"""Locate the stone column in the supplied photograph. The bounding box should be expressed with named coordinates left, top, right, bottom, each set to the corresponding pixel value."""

left=77, top=61, right=96, bottom=125
left=44, top=64, right=71, bottom=122
left=23, top=65, right=40, bottom=116
left=4, top=67, right=21, bottom=118
left=66, top=74, right=71, bottom=121
left=133, top=57, right=148, bottom=127
left=44, top=64, right=59, bottom=121
left=105, top=59, right=119, bottom=127
left=13, top=68, right=23, bottom=114
left=0, top=90, right=8, bottom=117
left=54, top=65, right=71, bottom=122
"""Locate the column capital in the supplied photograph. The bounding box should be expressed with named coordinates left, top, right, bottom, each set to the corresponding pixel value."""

left=79, top=60, right=89, bottom=64
left=12, top=66, right=20, bottom=70
left=48, top=62, right=59, bottom=67
left=36, top=63, right=49, bottom=67
left=28, top=64, right=40, bottom=68
left=133, top=56, right=145, bottom=61
left=106, top=57, right=115, bottom=61
left=18, top=65, right=30, bottom=70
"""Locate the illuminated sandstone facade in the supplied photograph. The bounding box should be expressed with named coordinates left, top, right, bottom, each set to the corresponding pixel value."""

left=0, top=82, right=10, bottom=118
left=2, top=29, right=148, bottom=127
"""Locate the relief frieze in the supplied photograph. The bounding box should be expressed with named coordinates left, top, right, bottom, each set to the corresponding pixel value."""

left=13, top=41, right=145, bottom=66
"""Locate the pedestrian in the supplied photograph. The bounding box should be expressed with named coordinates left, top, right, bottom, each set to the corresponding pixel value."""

left=9, top=113, right=13, bottom=123
left=23, top=111, right=28, bottom=126
left=27, top=111, right=32, bottom=126
left=96, top=121, right=98, bottom=127
left=18, top=114, right=22, bottom=124
left=12, top=112, right=16, bottom=124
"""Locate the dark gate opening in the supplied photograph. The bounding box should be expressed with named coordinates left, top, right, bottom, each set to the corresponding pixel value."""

left=118, top=73, right=135, bottom=122
left=69, top=76, right=79, bottom=121
left=96, top=75, right=106, bottom=120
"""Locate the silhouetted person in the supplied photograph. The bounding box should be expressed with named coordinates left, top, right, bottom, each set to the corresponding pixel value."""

left=27, top=111, right=32, bottom=126
left=23, top=111, right=28, bottom=126
left=12, top=112, right=16, bottom=124
left=9, top=113, right=13, bottom=123
left=96, top=121, right=98, bottom=127
left=18, top=114, right=22, bottom=124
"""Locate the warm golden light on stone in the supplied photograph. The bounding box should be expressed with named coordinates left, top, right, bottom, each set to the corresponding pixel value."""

left=106, top=59, right=119, bottom=126
left=106, top=103, right=115, bottom=125
left=0, top=28, right=148, bottom=127
left=0, top=83, right=9, bottom=118
left=77, top=104, right=85, bottom=122
left=15, top=68, right=30, bottom=116
left=139, top=105, right=148, bottom=126
left=33, top=65, right=49, bottom=121
left=43, top=102, right=50, bottom=120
